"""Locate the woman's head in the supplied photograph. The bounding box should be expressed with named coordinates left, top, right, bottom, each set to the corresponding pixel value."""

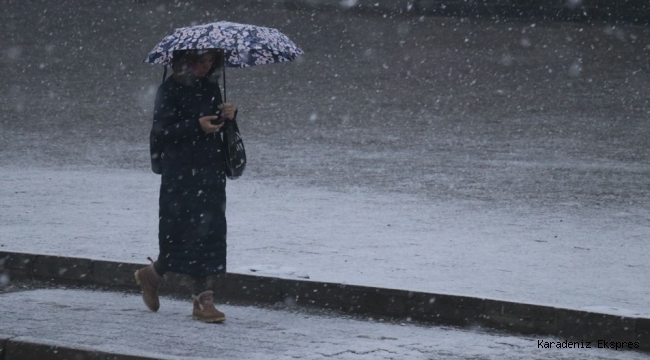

left=171, top=49, right=224, bottom=79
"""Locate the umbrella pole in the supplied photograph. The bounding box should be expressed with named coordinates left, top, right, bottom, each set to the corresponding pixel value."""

left=222, top=53, right=227, bottom=102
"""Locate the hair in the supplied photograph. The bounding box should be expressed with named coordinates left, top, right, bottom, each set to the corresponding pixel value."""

left=171, top=49, right=224, bottom=79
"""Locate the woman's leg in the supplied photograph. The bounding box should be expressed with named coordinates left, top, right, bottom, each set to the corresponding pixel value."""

left=191, top=276, right=212, bottom=295
left=153, top=260, right=167, bottom=277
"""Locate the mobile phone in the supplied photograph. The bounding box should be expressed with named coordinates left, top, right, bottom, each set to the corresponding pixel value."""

left=210, top=110, right=224, bottom=125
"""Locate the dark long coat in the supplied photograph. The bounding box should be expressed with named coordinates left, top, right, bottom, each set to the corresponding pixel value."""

left=150, top=76, right=228, bottom=277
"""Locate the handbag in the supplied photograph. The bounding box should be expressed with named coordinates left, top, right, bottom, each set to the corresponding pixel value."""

left=222, top=119, right=246, bottom=179
left=150, top=131, right=163, bottom=175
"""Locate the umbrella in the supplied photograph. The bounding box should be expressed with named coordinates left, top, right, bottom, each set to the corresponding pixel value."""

left=144, top=21, right=304, bottom=99
left=145, top=21, right=303, bottom=67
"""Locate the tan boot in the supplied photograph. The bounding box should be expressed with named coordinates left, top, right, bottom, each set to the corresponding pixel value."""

left=134, top=257, right=163, bottom=312
left=192, top=291, right=225, bottom=323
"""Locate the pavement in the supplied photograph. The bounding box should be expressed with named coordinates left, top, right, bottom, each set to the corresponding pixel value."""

left=1, top=286, right=649, bottom=360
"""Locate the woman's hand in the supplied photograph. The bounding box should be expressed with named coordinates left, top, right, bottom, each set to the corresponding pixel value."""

left=198, top=115, right=224, bottom=133
left=220, top=103, right=237, bottom=120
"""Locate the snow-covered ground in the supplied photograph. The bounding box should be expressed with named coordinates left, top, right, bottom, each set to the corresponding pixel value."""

left=1, top=289, right=647, bottom=360
left=2, top=166, right=649, bottom=318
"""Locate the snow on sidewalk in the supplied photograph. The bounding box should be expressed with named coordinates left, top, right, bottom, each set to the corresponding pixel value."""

left=1, top=289, right=647, bottom=360
left=1, top=167, right=649, bottom=317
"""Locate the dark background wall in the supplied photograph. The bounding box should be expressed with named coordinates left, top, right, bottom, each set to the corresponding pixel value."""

left=284, top=0, right=650, bottom=23
left=415, top=0, right=650, bottom=23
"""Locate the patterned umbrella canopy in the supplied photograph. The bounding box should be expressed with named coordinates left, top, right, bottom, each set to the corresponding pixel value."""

left=144, top=21, right=303, bottom=67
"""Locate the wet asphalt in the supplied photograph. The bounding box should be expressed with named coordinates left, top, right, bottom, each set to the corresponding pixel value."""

left=1, top=1, right=649, bottom=206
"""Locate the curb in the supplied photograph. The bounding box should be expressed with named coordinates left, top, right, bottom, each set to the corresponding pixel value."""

left=1, top=250, right=649, bottom=355
left=0, top=335, right=159, bottom=360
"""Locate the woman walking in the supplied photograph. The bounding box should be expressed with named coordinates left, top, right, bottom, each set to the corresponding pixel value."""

left=135, top=49, right=236, bottom=323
